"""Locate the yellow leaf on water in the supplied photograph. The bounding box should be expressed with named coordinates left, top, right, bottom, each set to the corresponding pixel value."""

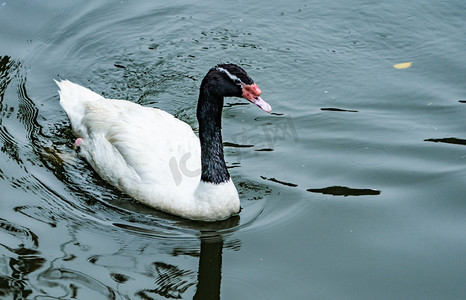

left=393, top=62, right=412, bottom=69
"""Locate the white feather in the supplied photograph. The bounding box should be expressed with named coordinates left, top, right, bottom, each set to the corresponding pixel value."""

left=55, top=80, right=240, bottom=221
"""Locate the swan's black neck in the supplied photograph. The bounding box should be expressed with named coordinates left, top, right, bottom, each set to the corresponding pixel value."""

left=197, top=84, right=230, bottom=184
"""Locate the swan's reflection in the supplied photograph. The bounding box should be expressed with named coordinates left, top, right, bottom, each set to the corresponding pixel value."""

left=193, top=234, right=224, bottom=300
left=115, top=215, right=240, bottom=299
left=182, top=216, right=240, bottom=300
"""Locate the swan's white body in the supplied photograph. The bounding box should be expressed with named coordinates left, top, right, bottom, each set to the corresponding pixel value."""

left=56, top=80, right=240, bottom=221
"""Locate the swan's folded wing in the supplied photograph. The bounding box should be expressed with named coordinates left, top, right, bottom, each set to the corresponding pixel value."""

left=81, top=99, right=201, bottom=192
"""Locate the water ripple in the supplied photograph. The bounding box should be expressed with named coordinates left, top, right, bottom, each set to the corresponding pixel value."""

left=37, top=268, right=117, bottom=299
left=0, top=275, right=33, bottom=299
left=16, top=76, right=43, bottom=143
left=0, top=55, right=20, bottom=97
left=0, top=126, right=22, bottom=164
left=0, top=218, right=39, bottom=250
left=140, top=262, right=196, bottom=299
left=344, top=144, right=394, bottom=169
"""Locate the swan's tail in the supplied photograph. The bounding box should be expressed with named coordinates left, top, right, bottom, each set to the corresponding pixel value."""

left=54, top=80, right=103, bottom=136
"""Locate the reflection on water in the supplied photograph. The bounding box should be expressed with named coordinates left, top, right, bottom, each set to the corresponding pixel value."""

left=0, top=218, right=43, bottom=299
left=0, top=56, right=19, bottom=96
left=133, top=234, right=226, bottom=300
left=1, top=214, right=236, bottom=299
left=38, top=267, right=117, bottom=299
left=260, top=176, right=298, bottom=187
left=193, top=235, right=223, bottom=300
left=320, top=107, right=358, bottom=113
left=424, top=137, right=466, bottom=146
left=137, top=262, right=195, bottom=298
left=0, top=56, right=22, bottom=166
left=307, top=186, right=381, bottom=196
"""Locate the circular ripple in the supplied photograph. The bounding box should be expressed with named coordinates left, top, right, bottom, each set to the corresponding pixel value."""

left=343, top=145, right=394, bottom=169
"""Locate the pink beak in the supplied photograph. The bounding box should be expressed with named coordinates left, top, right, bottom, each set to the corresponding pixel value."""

left=241, top=83, right=272, bottom=113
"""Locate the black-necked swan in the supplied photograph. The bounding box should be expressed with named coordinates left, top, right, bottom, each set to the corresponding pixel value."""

left=55, top=64, right=271, bottom=221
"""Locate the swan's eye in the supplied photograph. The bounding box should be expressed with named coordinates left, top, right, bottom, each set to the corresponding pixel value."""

left=234, top=78, right=242, bottom=84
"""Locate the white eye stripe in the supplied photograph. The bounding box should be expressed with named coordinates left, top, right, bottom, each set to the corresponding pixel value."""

left=215, top=67, right=243, bottom=85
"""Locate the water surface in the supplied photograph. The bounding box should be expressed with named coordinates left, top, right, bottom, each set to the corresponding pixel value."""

left=1, top=0, right=465, bottom=299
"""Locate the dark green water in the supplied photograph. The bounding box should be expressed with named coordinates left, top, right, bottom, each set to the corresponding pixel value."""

left=1, top=0, right=465, bottom=299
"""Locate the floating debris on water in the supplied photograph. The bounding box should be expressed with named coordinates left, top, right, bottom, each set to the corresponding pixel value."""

left=393, top=62, right=412, bottom=69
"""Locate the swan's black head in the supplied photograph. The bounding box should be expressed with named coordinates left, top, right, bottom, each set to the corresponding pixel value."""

left=199, top=63, right=272, bottom=113
left=197, top=64, right=271, bottom=184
